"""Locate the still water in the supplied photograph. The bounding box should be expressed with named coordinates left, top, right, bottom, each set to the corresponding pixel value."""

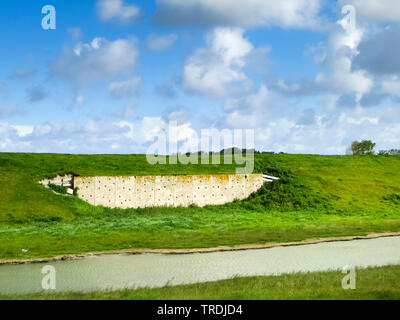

left=1, top=236, right=400, bottom=294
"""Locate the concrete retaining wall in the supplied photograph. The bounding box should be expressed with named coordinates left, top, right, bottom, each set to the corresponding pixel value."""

left=74, top=174, right=264, bottom=208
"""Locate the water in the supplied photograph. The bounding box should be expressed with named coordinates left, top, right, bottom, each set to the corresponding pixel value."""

left=1, top=236, right=400, bottom=295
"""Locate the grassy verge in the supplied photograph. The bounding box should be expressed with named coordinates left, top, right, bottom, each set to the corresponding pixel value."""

left=2, top=265, right=400, bottom=300
left=1, top=153, right=400, bottom=261
left=2, top=208, right=400, bottom=261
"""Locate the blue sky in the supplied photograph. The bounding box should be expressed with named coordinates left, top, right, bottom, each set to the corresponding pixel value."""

left=1, top=0, right=400, bottom=154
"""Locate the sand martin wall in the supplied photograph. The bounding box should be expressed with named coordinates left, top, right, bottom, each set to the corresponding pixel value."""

left=73, top=174, right=265, bottom=208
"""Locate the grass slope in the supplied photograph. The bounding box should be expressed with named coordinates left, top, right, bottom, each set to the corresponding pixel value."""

left=0, top=153, right=400, bottom=260
left=2, top=265, right=400, bottom=300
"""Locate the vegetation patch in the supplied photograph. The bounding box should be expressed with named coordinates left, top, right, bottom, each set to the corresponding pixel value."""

left=48, top=184, right=68, bottom=195
left=243, top=172, right=333, bottom=211
left=383, top=194, right=400, bottom=205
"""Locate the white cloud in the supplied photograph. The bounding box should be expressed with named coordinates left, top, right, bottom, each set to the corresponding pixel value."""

left=155, top=0, right=321, bottom=28
left=354, top=26, right=400, bottom=77
left=339, top=0, right=400, bottom=22
left=0, top=117, right=201, bottom=155
left=224, top=85, right=270, bottom=127
left=0, top=118, right=165, bottom=154
left=183, top=28, right=254, bottom=96
left=345, top=115, right=379, bottom=125
left=0, top=122, right=32, bottom=151
left=1, top=102, right=400, bottom=155
left=248, top=108, right=400, bottom=155
left=115, top=117, right=199, bottom=153
left=10, top=125, right=34, bottom=137
left=147, top=34, right=178, bottom=51
left=109, top=77, right=142, bottom=98
left=97, top=0, right=140, bottom=24
left=313, top=13, right=373, bottom=103
left=50, top=37, right=139, bottom=89
left=382, top=76, right=400, bottom=95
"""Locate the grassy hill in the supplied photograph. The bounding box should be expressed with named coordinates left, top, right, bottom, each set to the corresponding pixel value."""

left=0, top=153, right=239, bottom=223
left=0, top=153, right=400, bottom=260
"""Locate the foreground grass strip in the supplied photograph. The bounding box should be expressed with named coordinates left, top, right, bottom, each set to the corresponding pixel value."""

left=2, top=265, right=400, bottom=300
left=2, top=232, right=400, bottom=265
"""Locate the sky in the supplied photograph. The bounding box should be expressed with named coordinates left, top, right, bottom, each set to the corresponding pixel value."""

left=1, top=0, right=400, bottom=155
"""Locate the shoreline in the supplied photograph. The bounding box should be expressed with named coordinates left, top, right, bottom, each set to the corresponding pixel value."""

left=1, top=232, right=400, bottom=265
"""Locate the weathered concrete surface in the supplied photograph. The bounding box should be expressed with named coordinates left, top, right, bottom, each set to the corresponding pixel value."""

left=74, top=174, right=264, bottom=208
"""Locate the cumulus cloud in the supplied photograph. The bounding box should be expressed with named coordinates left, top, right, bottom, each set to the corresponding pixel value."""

left=2, top=99, right=400, bottom=155
left=50, top=37, right=139, bottom=90
left=0, top=116, right=207, bottom=155
left=288, top=11, right=373, bottom=109
left=0, top=116, right=205, bottom=154
left=335, top=25, right=400, bottom=104
left=0, top=122, right=32, bottom=151
left=382, top=77, right=400, bottom=95
left=97, top=0, right=140, bottom=24
left=354, top=26, right=400, bottom=76
left=0, top=119, right=146, bottom=153
left=147, top=34, right=178, bottom=51
left=223, top=85, right=270, bottom=128
left=155, top=0, right=322, bottom=29
left=317, top=22, right=372, bottom=99
left=246, top=104, right=400, bottom=155
left=183, top=28, right=256, bottom=96
left=205, top=103, right=400, bottom=154
left=338, top=0, right=400, bottom=22
left=11, top=125, right=34, bottom=137
left=276, top=7, right=400, bottom=111
left=109, top=77, right=142, bottom=98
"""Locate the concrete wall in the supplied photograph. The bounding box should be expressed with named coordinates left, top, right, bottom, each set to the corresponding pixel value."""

left=74, top=174, right=264, bottom=208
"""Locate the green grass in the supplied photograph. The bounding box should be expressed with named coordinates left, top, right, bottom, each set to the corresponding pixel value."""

left=2, top=265, right=400, bottom=300
left=1, top=153, right=400, bottom=260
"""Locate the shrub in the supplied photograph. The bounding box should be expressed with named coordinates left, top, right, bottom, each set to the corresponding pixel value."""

left=48, top=183, right=68, bottom=195
left=351, top=140, right=376, bottom=155
left=240, top=159, right=334, bottom=211
left=383, top=193, right=400, bottom=205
